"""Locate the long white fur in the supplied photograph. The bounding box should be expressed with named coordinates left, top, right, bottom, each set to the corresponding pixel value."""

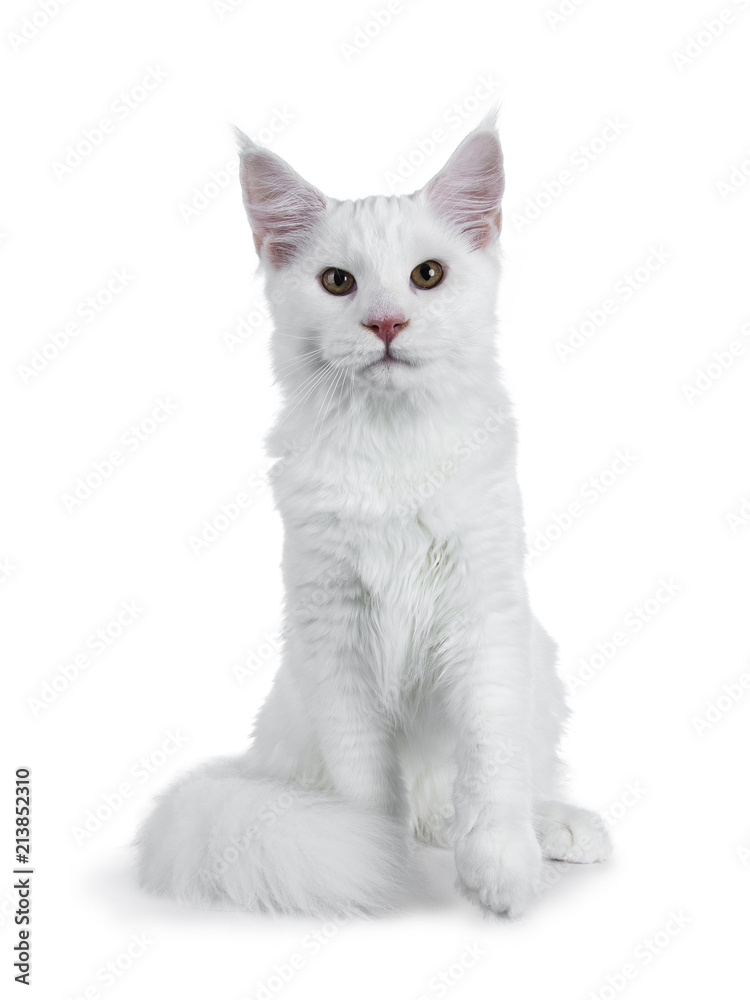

left=137, top=115, right=611, bottom=918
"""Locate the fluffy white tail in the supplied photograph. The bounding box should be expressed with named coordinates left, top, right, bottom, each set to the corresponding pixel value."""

left=136, top=756, right=413, bottom=916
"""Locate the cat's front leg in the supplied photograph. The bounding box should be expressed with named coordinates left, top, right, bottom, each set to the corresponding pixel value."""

left=313, top=664, right=405, bottom=820
left=448, top=602, right=542, bottom=918
left=285, top=576, right=404, bottom=821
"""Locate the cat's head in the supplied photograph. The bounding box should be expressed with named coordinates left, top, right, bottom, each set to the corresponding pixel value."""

left=235, top=116, right=504, bottom=402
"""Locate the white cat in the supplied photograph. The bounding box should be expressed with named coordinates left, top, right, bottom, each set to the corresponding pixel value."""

left=137, top=113, right=611, bottom=918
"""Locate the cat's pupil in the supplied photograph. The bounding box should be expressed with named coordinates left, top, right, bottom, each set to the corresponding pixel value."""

left=420, top=263, right=434, bottom=281
left=333, top=269, right=345, bottom=286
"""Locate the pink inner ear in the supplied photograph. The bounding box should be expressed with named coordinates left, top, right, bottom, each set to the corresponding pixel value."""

left=425, top=130, right=505, bottom=250
left=239, top=148, right=326, bottom=267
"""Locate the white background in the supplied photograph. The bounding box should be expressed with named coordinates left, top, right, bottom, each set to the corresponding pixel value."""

left=3, top=0, right=750, bottom=997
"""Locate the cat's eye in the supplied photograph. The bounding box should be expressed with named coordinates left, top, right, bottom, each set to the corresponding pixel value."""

left=321, top=267, right=356, bottom=296
left=410, top=260, right=444, bottom=290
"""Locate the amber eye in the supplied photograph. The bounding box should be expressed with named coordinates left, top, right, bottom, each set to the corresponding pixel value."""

left=321, top=267, right=356, bottom=295
left=411, top=259, right=444, bottom=289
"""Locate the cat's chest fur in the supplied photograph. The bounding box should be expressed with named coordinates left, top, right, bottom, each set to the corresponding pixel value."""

left=272, top=400, right=508, bottom=536
left=278, top=400, right=510, bottom=600
left=269, top=393, right=518, bottom=705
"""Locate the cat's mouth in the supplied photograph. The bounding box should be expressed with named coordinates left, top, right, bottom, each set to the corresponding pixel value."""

left=355, top=350, right=422, bottom=388
left=366, top=351, right=415, bottom=370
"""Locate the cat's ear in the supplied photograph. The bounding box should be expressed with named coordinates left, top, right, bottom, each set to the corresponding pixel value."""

left=421, top=113, right=505, bottom=249
left=232, top=127, right=327, bottom=267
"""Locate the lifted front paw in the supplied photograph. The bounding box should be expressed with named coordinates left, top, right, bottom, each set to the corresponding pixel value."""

left=455, top=822, right=542, bottom=918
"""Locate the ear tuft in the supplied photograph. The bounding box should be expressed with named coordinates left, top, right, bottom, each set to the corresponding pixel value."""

left=232, top=126, right=327, bottom=267
left=421, top=115, right=505, bottom=249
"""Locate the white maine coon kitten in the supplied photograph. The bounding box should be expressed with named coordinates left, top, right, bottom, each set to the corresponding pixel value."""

left=138, top=114, right=611, bottom=918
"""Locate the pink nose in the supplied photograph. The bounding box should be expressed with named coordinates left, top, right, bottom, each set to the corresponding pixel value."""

left=362, top=314, right=408, bottom=346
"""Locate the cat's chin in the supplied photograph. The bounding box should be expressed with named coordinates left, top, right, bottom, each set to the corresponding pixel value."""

left=357, top=356, right=422, bottom=392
